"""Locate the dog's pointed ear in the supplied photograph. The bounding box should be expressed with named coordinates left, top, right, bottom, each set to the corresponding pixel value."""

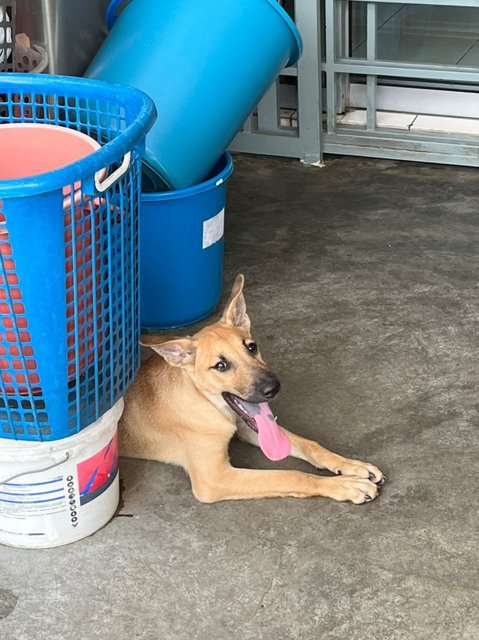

left=221, top=274, right=251, bottom=332
left=143, top=337, right=197, bottom=367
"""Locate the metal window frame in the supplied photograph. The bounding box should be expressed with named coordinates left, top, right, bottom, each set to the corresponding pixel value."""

left=231, top=0, right=479, bottom=168
left=229, top=0, right=323, bottom=165
left=323, top=0, right=479, bottom=166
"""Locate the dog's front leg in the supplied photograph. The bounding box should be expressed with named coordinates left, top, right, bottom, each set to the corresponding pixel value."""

left=189, top=463, right=379, bottom=504
left=236, top=422, right=384, bottom=484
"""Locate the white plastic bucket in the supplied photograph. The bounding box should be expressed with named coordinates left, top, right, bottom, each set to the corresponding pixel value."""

left=0, top=398, right=123, bottom=548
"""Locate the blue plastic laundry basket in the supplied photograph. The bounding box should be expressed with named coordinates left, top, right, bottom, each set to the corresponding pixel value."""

left=140, top=153, right=233, bottom=329
left=87, top=0, right=302, bottom=189
left=0, top=73, right=156, bottom=441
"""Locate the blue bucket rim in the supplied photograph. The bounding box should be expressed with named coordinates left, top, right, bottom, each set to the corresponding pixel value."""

left=0, top=74, right=156, bottom=198
left=106, top=0, right=302, bottom=67
left=141, top=153, right=234, bottom=201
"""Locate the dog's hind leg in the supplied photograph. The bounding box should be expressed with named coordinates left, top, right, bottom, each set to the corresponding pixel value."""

left=236, top=422, right=384, bottom=484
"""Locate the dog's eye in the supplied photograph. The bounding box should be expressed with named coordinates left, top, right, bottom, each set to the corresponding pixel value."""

left=245, top=341, right=258, bottom=354
left=213, top=360, right=229, bottom=372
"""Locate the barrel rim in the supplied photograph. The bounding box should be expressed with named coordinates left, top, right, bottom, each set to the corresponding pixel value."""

left=141, top=153, right=234, bottom=202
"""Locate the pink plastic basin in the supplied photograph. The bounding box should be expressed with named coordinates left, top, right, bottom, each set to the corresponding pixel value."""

left=0, top=123, right=107, bottom=386
left=0, top=123, right=102, bottom=180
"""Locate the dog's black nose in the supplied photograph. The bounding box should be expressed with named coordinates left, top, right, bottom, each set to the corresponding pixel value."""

left=262, top=375, right=281, bottom=400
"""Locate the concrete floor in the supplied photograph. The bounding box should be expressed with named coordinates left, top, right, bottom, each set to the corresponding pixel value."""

left=1, top=154, right=479, bottom=639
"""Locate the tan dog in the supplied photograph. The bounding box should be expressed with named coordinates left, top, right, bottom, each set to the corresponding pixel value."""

left=120, top=275, right=385, bottom=504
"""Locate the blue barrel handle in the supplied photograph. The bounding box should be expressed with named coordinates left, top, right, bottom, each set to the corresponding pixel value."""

left=105, top=0, right=125, bottom=29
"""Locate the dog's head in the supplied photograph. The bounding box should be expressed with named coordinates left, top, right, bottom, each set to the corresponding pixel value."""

left=146, top=275, right=280, bottom=405
left=143, top=275, right=291, bottom=460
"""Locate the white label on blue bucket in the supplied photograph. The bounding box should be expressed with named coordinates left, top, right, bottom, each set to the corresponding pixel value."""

left=202, top=208, right=225, bottom=249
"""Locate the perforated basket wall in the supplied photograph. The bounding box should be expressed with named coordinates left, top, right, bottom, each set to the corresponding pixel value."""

left=0, top=74, right=155, bottom=441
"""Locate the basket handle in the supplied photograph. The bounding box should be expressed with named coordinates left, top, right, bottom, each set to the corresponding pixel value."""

left=0, top=452, right=70, bottom=485
left=95, top=151, right=131, bottom=193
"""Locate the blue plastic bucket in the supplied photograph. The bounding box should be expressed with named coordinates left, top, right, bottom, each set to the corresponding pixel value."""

left=86, top=0, right=302, bottom=190
left=140, top=153, right=234, bottom=329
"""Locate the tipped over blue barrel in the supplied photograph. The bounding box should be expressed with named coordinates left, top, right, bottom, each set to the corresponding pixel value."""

left=86, top=0, right=302, bottom=190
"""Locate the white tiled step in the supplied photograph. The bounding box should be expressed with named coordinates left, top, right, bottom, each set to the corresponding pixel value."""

left=339, top=111, right=416, bottom=129
left=411, top=115, right=479, bottom=135
left=277, top=108, right=479, bottom=136
left=280, top=108, right=297, bottom=127
left=338, top=109, right=479, bottom=136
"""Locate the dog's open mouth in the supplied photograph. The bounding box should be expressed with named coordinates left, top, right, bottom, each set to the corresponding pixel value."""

left=223, top=393, right=291, bottom=462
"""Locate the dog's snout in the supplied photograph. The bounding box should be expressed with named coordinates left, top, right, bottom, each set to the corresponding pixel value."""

left=261, top=375, right=281, bottom=400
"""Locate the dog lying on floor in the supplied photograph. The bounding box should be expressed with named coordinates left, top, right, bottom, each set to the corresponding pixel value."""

left=119, top=275, right=385, bottom=504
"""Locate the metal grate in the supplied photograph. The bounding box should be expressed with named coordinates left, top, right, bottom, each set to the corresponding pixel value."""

left=0, top=3, right=15, bottom=73
left=232, top=0, right=479, bottom=169
left=322, top=0, right=479, bottom=167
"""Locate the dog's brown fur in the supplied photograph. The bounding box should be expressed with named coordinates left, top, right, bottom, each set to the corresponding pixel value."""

left=120, top=275, right=385, bottom=504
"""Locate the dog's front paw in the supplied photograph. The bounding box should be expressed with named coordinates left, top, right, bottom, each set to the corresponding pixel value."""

left=334, top=459, right=385, bottom=485
left=324, top=476, right=379, bottom=504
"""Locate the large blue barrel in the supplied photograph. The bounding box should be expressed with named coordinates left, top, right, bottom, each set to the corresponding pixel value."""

left=86, top=0, right=302, bottom=189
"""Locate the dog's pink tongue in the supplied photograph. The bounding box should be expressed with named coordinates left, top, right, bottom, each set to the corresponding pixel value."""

left=243, top=401, right=291, bottom=461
